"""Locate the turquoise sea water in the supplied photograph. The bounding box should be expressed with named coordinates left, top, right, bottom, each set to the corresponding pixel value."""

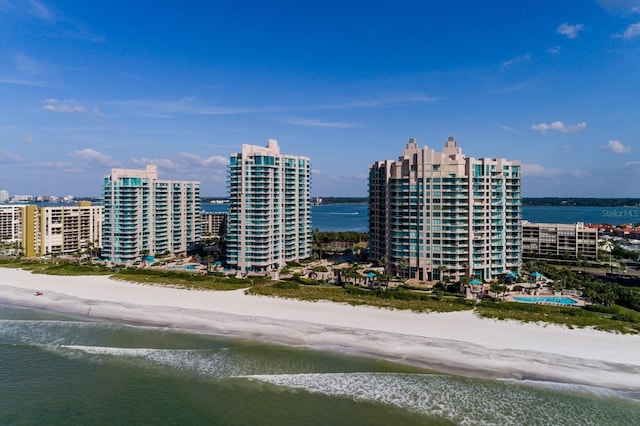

left=1, top=302, right=639, bottom=425
left=202, top=203, right=640, bottom=232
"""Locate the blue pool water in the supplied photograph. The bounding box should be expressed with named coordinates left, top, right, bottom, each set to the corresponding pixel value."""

left=169, top=265, right=197, bottom=270
left=513, top=296, right=578, bottom=305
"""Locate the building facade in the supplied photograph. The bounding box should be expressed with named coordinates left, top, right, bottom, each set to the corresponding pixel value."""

left=522, top=221, right=598, bottom=260
left=20, top=202, right=103, bottom=257
left=226, top=139, right=311, bottom=274
left=369, top=137, right=522, bottom=282
left=200, top=211, right=227, bottom=240
left=0, top=205, right=25, bottom=243
left=102, top=165, right=200, bottom=264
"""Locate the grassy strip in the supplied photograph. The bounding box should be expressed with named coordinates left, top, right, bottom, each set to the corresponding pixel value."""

left=110, top=268, right=253, bottom=291
left=476, top=301, right=640, bottom=334
left=0, top=259, right=252, bottom=290
left=247, top=284, right=475, bottom=313
left=0, top=259, right=112, bottom=275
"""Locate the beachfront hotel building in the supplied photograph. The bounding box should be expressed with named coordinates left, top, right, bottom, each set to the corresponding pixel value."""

left=20, top=202, right=103, bottom=257
left=226, top=139, right=312, bottom=275
left=102, top=165, right=200, bottom=264
left=369, top=137, right=522, bottom=282
left=522, top=221, right=598, bottom=260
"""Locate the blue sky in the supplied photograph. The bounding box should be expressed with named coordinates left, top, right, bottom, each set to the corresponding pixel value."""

left=1, top=0, right=639, bottom=197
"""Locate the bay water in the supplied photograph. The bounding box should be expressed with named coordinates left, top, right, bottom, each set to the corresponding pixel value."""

left=203, top=203, right=640, bottom=232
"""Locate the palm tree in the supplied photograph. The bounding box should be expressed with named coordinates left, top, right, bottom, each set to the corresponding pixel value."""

left=140, top=249, right=150, bottom=267
left=398, top=258, right=409, bottom=280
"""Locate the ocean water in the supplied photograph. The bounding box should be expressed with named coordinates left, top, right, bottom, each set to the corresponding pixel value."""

left=1, top=302, right=639, bottom=426
left=202, top=203, right=640, bottom=232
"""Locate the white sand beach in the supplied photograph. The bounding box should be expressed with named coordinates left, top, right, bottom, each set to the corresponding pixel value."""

left=1, top=267, right=639, bottom=391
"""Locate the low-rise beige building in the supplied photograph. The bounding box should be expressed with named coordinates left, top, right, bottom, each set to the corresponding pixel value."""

left=200, top=211, right=227, bottom=240
left=522, top=221, right=598, bottom=260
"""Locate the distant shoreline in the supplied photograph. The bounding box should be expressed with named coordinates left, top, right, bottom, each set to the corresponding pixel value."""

left=8, top=197, right=639, bottom=208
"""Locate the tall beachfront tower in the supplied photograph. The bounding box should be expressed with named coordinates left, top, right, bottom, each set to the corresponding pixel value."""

left=369, top=137, right=521, bottom=282
left=102, top=165, right=200, bottom=264
left=227, top=139, right=312, bottom=275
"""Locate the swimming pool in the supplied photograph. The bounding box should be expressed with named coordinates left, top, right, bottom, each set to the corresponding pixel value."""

left=513, top=296, right=578, bottom=305
left=169, top=265, right=198, bottom=271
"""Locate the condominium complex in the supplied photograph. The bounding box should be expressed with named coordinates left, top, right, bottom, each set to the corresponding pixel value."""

left=102, top=165, right=200, bottom=264
left=369, top=137, right=521, bottom=282
left=522, top=221, right=598, bottom=260
left=0, top=205, right=24, bottom=243
left=201, top=211, right=227, bottom=239
left=20, top=202, right=103, bottom=257
left=226, top=139, right=312, bottom=274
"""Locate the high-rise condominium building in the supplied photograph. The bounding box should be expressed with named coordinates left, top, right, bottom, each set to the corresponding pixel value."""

left=226, top=139, right=311, bottom=274
left=21, top=202, right=103, bottom=257
left=369, top=137, right=521, bottom=282
left=102, top=165, right=200, bottom=264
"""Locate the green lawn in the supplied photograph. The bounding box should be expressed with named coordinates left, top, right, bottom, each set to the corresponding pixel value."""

left=110, top=268, right=252, bottom=291
left=247, top=284, right=475, bottom=313
left=476, top=300, right=640, bottom=334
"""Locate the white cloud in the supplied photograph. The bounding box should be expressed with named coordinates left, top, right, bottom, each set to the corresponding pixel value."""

left=603, top=139, right=632, bottom=153
left=531, top=121, right=587, bottom=134
left=21, top=135, right=33, bottom=144
left=0, top=149, right=21, bottom=163
left=548, top=45, right=562, bottom=54
left=130, top=153, right=229, bottom=185
left=38, top=161, right=82, bottom=172
left=615, top=21, right=640, bottom=39
left=596, top=1, right=640, bottom=15
left=0, top=0, right=54, bottom=21
left=502, top=53, right=531, bottom=67
left=109, top=97, right=248, bottom=118
left=282, top=117, right=358, bottom=128
left=557, top=23, right=584, bottom=39
left=623, top=160, right=640, bottom=167
left=501, top=126, right=518, bottom=133
left=68, top=148, right=119, bottom=166
left=43, top=98, right=103, bottom=116
left=321, top=94, right=438, bottom=109
left=312, top=169, right=322, bottom=174
left=131, top=153, right=229, bottom=173
left=521, top=164, right=562, bottom=177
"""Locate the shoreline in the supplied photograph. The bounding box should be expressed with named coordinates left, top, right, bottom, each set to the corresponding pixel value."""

left=1, top=267, right=639, bottom=392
